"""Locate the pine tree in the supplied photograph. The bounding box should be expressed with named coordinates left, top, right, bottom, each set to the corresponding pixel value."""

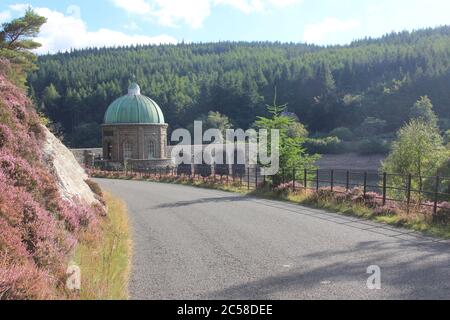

left=0, top=9, right=47, bottom=87
left=409, top=96, right=438, bottom=126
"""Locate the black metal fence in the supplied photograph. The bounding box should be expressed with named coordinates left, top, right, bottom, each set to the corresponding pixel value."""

left=92, top=164, right=450, bottom=215
left=282, top=168, right=450, bottom=215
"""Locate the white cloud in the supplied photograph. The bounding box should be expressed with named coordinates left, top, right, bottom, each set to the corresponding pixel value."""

left=151, top=0, right=211, bottom=29
left=110, top=0, right=303, bottom=28
left=303, top=17, right=361, bottom=45
left=110, top=0, right=152, bottom=15
left=268, top=0, right=303, bottom=7
left=0, top=11, right=11, bottom=23
left=32, top=7, right=177, bottom=54
left=66, top=5, right=81, bottom=19
left=214, top=0, right=264, bottom=14
left=112, top=0, right=210, bottom=29
left=124, top=21, right=141, bottom=31
left=215, top=0, right=302, bottom=13
left=8, top=3, right=30, bottom=13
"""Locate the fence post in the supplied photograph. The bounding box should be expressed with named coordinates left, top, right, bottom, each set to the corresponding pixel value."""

left=418, top=175, right=423, bottom=200
left=382, top=172, right=387, bottom=206
left=247, top=167, right=250, bottom=190
left=330, top=170, right=334, bottom=192
left=304, top=169, right=307, bottom=191
left=255, top=167, right=258, bottom=189
left=363, top=172, right=367, bottom=196
left=346, top=171, right=350, bottom=191
left=406, top=174, right=412, bottom=213
left=316, top=169, right=319, bottom=191
left=293, top=168, right=296, bottom=192
left=433, top=175, right=440, bottom=217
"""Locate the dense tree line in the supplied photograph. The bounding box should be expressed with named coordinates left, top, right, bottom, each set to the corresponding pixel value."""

left=29, top=26, right=450, bottom=148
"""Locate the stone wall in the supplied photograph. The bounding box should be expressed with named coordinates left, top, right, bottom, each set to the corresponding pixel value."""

left=93, top=159, right=174, bottom=171
left=102, top=123, right=168, bottom=161
left=71, top=148, right=102, bottom=165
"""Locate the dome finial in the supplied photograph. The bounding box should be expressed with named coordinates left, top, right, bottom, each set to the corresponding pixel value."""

left=128, top=82, right=141, bottom=96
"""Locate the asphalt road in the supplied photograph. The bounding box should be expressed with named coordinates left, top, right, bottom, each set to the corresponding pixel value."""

left=95, top=178, right=450, bottom=300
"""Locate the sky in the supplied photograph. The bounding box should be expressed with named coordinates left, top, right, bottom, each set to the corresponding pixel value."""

left=1, top=0, right=450, bottom=54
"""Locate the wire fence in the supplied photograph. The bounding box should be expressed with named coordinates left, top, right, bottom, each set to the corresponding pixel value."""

left=91, top=163, right=450, bottom=215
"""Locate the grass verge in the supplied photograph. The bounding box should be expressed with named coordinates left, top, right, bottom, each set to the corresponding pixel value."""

left=258, top=189, right=450, bottom=239
left=74, top=192, right=132, bottom=300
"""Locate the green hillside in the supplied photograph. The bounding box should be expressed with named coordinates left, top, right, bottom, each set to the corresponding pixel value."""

left=29, top=26, right=450, bottom=148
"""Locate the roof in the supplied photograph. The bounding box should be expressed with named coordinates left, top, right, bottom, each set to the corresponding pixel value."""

left=104, top=83, right=165, bottom=125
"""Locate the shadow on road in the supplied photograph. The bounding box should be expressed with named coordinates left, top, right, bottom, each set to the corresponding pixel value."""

left=206, top=240, right=450, bottom=300
left=153, top=193, right=448, bottom=248
left=153, top=196, right=247, bottom=209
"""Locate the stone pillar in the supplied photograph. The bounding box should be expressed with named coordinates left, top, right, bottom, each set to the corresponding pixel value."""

left=139, top=126, right=145, bottom=159
left=160, top=125, right=167, bottom=158
left=116, top=129, right=121, bottom=161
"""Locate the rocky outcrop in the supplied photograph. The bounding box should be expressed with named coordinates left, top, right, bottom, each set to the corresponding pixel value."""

left=41, top=125, right=100, bottom=206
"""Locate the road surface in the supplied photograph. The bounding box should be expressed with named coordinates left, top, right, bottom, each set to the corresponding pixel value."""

left=96, top=179, right=450, bottom=300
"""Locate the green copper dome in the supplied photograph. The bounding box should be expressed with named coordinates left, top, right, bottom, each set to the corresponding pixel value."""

left=104, top=83, right=165, bottom=124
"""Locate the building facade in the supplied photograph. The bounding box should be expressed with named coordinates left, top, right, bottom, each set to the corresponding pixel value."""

left=101, top=82, right=173, bottom=168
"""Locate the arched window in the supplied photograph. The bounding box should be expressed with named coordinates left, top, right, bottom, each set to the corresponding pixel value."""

left=123, top=142, right=133, bottom=160
left=147, top=141, right=156, bottom=159
left=107, top=142, right=113, bottom=160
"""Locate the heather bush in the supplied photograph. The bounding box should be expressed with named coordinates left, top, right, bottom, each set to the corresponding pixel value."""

left=0, top=255, right=55, bottom=300
left=305, top=187, right=383, bottom=210
left=273, top=181, right=297, bottom=195
left=373, top=203, right=402, bottom=216
left=0, top=124, right=13, bottom=149
left=1, top=66, right=102, bottom=299
left=434, top=202, right=450, bottom=224
left=363, top=192, right=382, bottom=208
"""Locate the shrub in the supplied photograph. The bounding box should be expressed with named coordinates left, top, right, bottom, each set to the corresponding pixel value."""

left=356, top=117, right=387, bottom=137
left=305, top=137, right=342, bottom=154
left=382, top=120, right=448, bottom=201
left=0, top=257, right=55, bottom=300
left=306, top=186, right=383, bottom=209
left=444, top=130, right=450, bottom=145
left=273, top=181, right=297, bottom=195
left=373, top=203, right=402, bottom=216
left=358, top=138, right=390, bottom=155
left=0, top=124, right=13, bottom=149
left=329, top=127, right=354, bottom=141
left=435, top=202, right=450, bottom=224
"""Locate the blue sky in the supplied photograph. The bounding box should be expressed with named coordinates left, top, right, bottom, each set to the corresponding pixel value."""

left=1, top=0, right=450, bottom=54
